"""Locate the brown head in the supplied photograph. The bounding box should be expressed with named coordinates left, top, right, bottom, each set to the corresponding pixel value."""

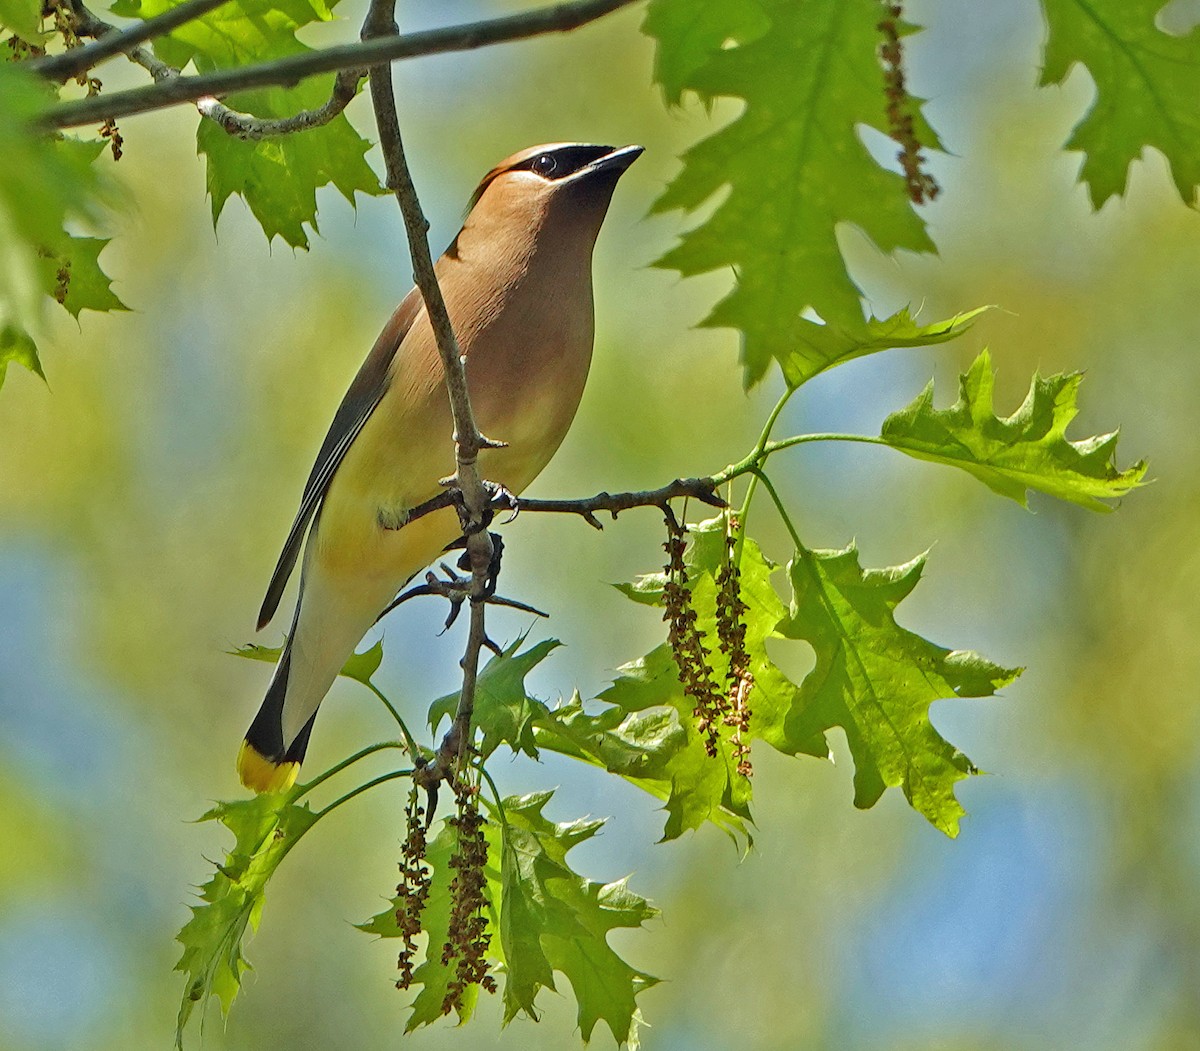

left=453, top=143, right=643, bottom=268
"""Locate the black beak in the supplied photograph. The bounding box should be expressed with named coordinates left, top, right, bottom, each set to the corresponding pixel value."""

left=570, top=144, right=644, bottom=182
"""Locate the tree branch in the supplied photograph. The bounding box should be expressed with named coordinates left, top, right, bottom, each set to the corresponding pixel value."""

left=363, top=0, right=496, bottom=790
left=196, top=68, right=362, bottom=139
left=33, top=0, right=231, bottom=82
left=392, top=477, right=728, bottom=533
left=36, top=0, right=642, bottom=130
left=52, top=0, right=360, bottom=138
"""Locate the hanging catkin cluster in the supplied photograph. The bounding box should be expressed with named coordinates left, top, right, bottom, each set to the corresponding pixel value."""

left=877, top=1, right=938, bottom=205
left=662, top=513, right=726, bottom=757
left=715, top=522, right=754, bottom=778
left=440, top=781, right=496, bottom=1013
left=393, top=787, right=432, bottom=990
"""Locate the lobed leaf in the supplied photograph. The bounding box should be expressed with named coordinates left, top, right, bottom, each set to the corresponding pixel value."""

left=360, top=791, right=657, bottom=1047
left=646, top=0, right=942, bottom=387
left=427, top=638, right=561, bottom=760
left=1041, top=0, right=1200, bottom=208
left=614, top=517, right=1019, bottom=836
left=174, top=788, right=318, bottom=1047
left=0, top=0, right=42, bottom=39
left=881, top=348, right=1148, bottom=510
left=231, top=637, right=383, bottom=684
left=112, top=0, right=384, bottom=248
left=779, top=543, right=1020, bottom=836
left=496, top=792, right=658, bottom=1048
left=0, top=66, right=115, bottom=389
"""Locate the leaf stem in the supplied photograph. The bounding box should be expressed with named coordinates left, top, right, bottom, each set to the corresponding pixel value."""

left=749, top=468, right=805, bottom=552
left=296, top=741, right=408, bottom=797
left=363, top=680, right=421, bottom=758
left=314, top=769, right=414, bottom=819
left=478, top=766, right=507, bottom=826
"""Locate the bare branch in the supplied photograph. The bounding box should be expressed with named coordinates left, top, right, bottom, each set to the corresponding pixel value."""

left=391, top=477, right=728, bottom=534
left=33, top=0, right=231, bottom=82
left=59, top=0, right=175, bottom=81
left=196, top=69, right=362, bottom=139
left=57, top=0, right=363, bottom=139
left=37, top=0, right=643, bottom=130
left=363, top=0, right=497, bottom=789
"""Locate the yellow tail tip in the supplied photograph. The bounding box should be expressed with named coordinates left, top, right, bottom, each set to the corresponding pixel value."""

left=237, top=739, right=300, bottom=794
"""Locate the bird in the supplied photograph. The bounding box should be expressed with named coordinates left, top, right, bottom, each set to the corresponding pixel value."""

left=238, top=142, right=643, bottom=794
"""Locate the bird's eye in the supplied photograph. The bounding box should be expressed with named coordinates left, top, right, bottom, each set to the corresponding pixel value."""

left=531, top=153, right=558, bottom=177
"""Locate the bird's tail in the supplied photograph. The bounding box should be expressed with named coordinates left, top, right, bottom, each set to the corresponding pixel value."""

left=237, top=642, right=317, bottom=794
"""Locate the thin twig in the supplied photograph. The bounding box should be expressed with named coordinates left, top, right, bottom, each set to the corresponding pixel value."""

left=54, top=0, right=364, bottom=139
left=391, top=476, right=727, bottom=533
left=196, top=69, right=362, bottom=139
left=363, top=0, right=496, bottom=789
left=37, top=0, right=643, bottom=130
left=33, top=0, right=231, bottom=82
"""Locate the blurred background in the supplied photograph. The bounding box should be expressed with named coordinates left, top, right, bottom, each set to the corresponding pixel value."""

left=2, top=0, right=1197, bottom=1047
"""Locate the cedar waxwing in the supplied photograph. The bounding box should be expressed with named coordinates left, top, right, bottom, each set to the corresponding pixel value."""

left=238, top=142, right=643, bottom=793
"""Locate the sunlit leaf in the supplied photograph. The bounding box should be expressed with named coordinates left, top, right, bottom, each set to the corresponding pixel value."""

left=881, top=349, right=1148, bottom=510
left=427, top=638, right=561, bottom=760
left=174, top=788, right=318, bottom=1048
left=613, top=517, right=1019, bottom=837
left=495, top=792, right=658, bottom=1048
left=37, top=235, right=127, bottom=318
left=1041, top=0, right=1200, bottom=207
left=360, top=791, right=656, bottom=1046
left=647, top=0, right=940, bottom=386
left=777, top=306, right=988, bottom=389
left=0, top=65, right=112, bottom=388
left=112, top=0, right=384, bottom=248
left=0, top=0, right=42, bottom=39
left=357, top=809, right=502, bottom=1029
left=230, top=638, right=383, bottom=684
left=780, top=543, right=1021, bottom=836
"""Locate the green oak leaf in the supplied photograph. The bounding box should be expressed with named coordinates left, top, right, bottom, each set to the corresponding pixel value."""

left=0, top=66, right=112, bottom=388
left=780, top=543, right=1021, bottom=836
left=174, top=787, right=318, bottom=1048
left=0, top=0, right=42, bottom=39
left=600, top=519, right=810, bottom=845
left=615, top=516, right=1017, bottom=836
left=588, top=643, right=755, bottom=846
left=647, top=0, right=941, bottom=386
left=37, top=235, right=127, bottom=319
left=642, top=0, right=770, bottom=105
left=112, top=0, right=384, bottom=248
left=359, top=792, right=656, bottom=1047
left=881, top=349, right=1148, bottom=510
left=495, top=792, right=658, bottom=1048
left=427, top=638, right=560, bottom=760
left=1041, top=0, right=1200, bottom=208
left=358, top=808, right=503, bottom=1029
left=0, top=324, right=43, bottom=388
left=195, top=83, right=383, bottom=249
left=777, top=306, right=989, bottom=389
left=230, top=637, right=383, bottom=684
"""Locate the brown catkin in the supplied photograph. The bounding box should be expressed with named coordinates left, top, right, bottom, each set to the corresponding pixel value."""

left=439, top=781, right=495, bottom=1013
left=715, top=522, right=754, bottom=778
left=394, top=787, right=432, bottom=990
left=878, top=1, right=940, bottom=205
left=662, top=514, right=726, bottom=757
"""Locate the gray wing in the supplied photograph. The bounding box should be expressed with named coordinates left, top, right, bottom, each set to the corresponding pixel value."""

left=257, top=288, right=424, bottom=630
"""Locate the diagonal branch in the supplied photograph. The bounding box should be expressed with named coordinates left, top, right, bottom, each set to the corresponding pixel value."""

left=33, top=0, right=231, bottom=82
left=36, top=0, right=643, bottom=130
